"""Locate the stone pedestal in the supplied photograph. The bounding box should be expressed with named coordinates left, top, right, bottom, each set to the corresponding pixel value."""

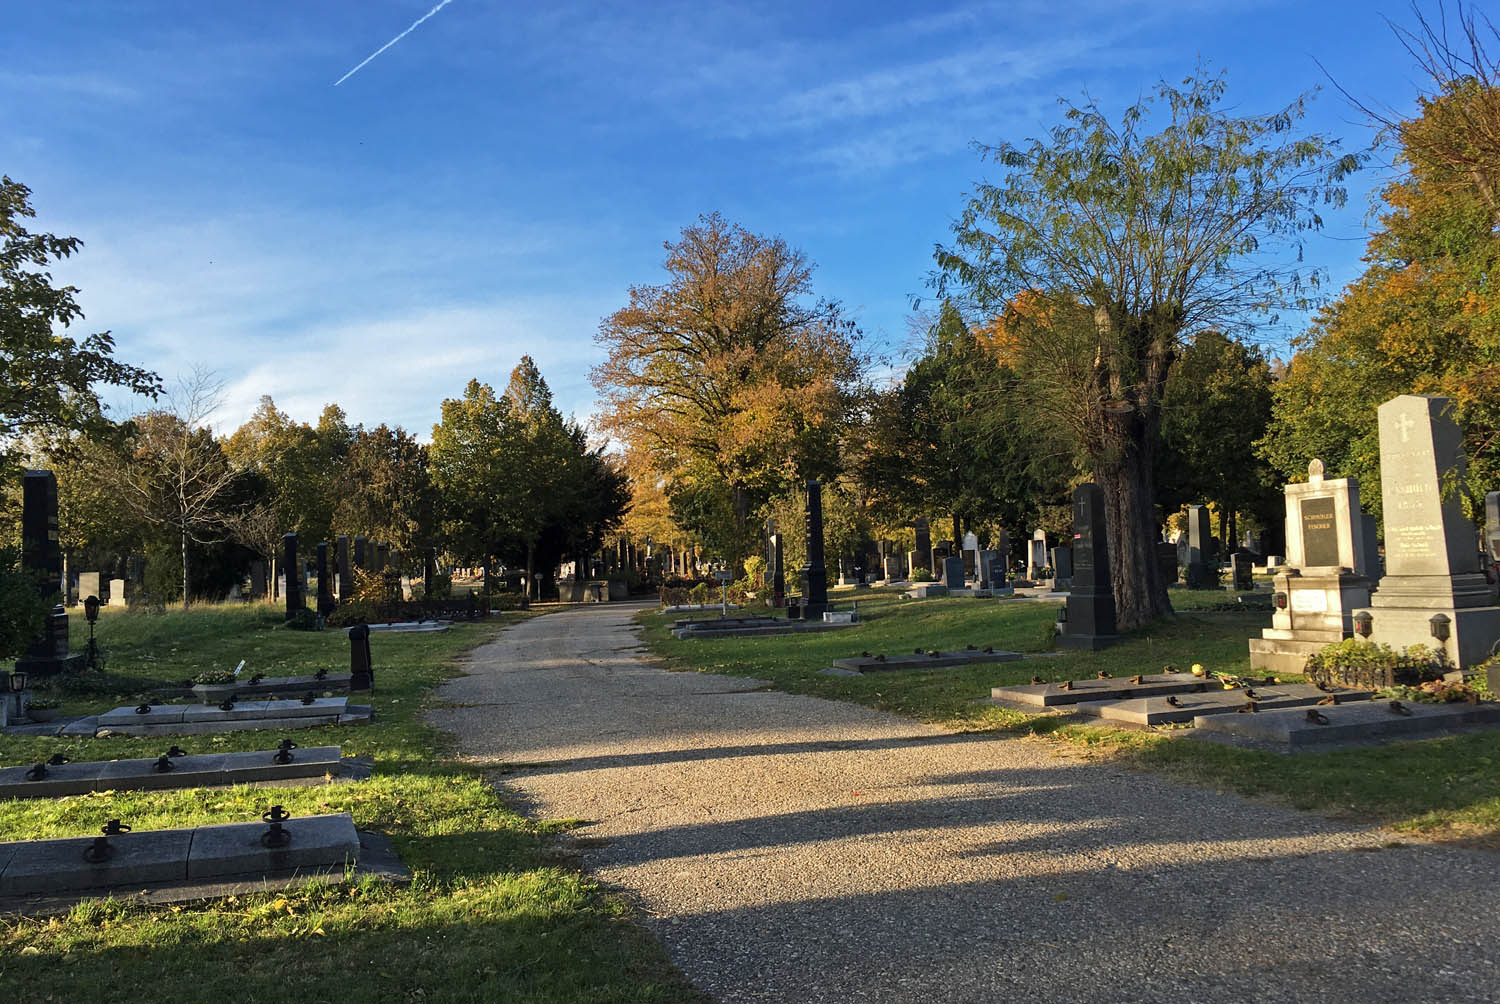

left=1355, top=396, right=1500, bottom=669
left=1249, top=459, right=1374, bottom=674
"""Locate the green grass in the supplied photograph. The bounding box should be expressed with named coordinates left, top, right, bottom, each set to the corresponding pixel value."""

left=1, top=604, right=706, bottom=1004
left=642, top=589, right=1500, bottom=847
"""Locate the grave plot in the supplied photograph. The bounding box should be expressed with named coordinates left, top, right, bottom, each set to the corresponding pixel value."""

left=991, top=672, right=1212, bottom=707
left=0, top=744, right=344, bottom=799
left=0, top=808, right=362, bottom=902
left=671, top=617, right=857, bottom=639
left=358, top=621, right=450, bottom=633
left=831, top=648, right=1022, bottom=674
left=95, top=697, right=370, bottom=736
left=1193, top=698, right=1500, bottom=748
left=1073, top=683, right=1372, bottom=726
left=191, top=671, right=356, bottom=701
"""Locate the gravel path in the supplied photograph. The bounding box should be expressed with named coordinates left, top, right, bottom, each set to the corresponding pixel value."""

left=431, top=603, right=1500, bottom=1003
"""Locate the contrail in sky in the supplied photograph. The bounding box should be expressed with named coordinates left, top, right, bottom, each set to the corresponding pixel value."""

left=334, top=0, right=454, bottom=86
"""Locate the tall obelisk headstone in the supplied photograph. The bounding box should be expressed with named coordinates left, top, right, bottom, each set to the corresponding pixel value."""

left=1356, top=395, right=1500, bottom=669
left=799, top=480, right=830, bottom=620
left=15, top=470, right=82, bottom=675
left=1058, top=483, right=1118, bottom=649
left=282, top=533, right=302, bottom=620
left=336, top=534, right=352, bottom=602
left=316, top=541, right=335, bottom=616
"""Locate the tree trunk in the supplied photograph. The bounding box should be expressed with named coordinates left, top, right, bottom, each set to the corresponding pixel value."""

left=180, top=527, right=191, bottom=610
left=1096, top=442, right=1171, bottom=630
left=525, top=542, right=536, bottom=601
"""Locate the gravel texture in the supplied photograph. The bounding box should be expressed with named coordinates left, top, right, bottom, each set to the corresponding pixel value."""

left=431, top=603, right=1500, bottom=1004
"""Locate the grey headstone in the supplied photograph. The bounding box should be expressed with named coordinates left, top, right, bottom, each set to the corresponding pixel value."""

left=1058, top=483, right=1118, bottom=649
left=942, top=555, right=964, bottom=589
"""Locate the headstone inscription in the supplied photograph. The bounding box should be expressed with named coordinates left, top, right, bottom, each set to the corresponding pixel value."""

left=282, top=533, right=302, bottom=620
left=15, top=470, right=82, bottom=675
left=1058, top=483, right=1118, bottom=649
left=1354, top=395, right=1500, bottom=670
left=316, top=542, right=335, bottom=616
left=799, top=481, right=830, bottom=620
left=337, top=535, right=352, bottom=602
left=1250, top=458, right=1376, bottom=674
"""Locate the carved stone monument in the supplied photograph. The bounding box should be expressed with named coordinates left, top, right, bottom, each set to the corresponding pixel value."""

left=1184, top=505, right=1220, bottom=589
left=316, top=542, right=335, bottom=616
left=1249, top=458, right=1375, bottom=674
left=1354, top=395, right=1500, bottom=671
left=336, top=534, right=352, bottom=602
left=282, top=533, right=302, bottom=620
left=1058, top=483, right=1118, bottom=649
left=910, top=518, right=931, bottom=579
left=15, top=470, right=83, bottom=675
left=798, top=480, right=830, bottom=620
left=1027, top=530, right=1047, bottom=580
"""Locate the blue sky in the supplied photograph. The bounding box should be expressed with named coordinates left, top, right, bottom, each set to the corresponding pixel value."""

left=2, top=0, right=1437, bottom=436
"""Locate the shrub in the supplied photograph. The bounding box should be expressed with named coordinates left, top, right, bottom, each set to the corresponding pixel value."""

left=1304, top=639, right=1447, bottom=690
left=489, top=592, right=529, bottom=611
left=689, top=582, right=711, bottom=605
left=911, top=568, right=933, bottom=582
left=427, top=572, right=452, bottom=600
left=742, top=556, right=766, bottom=585
left=286, top=607, right=322, bottom=631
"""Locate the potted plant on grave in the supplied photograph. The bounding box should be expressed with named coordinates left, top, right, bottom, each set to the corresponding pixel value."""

left=25, top=698, right=61, bottom=722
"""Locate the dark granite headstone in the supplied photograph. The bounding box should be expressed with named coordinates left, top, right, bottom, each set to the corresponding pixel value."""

left=353, top=535, right=368, bottom=571
left=913, top=518, right=932, bottom=577
left=282, top=533, right=302, bottom=619
left=799, top=481, right=829, bottom=619
left=348, top=623, right=373, bottom=691
left=1185, top=505, right=1220, bottom=589
left=943, top=554, right=964, bottom=589
left=424, top=548, right=437, bottom=597
left=1231, top=552, right=1254, bottom=591
left=769, top=533, right=786, bottom=607
left=15, top=470, right=81, bottom=675
left=336, top=534, right=352, bottom=601
left=1156, top=541, right=1179, bottom=586
left=251, top=560, right=267, bottom=600
left=1059, top=483, right=1118, bottom=649
left=1050, top=546, right=1073, bottom=584
left=978, top=549, right=1002, bottom=589
left=374, top=542, right=388, bottom=574
left=316, top=542, right=335, bottom=616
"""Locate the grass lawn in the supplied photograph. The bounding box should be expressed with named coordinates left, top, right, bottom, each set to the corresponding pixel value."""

left=1, top=603, right=705, bottom=1004
left=639, top=588, right=1500, bottom=848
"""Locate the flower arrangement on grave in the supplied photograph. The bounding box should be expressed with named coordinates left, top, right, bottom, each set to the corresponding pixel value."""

left=1304, top=639, right=1447, bottom=691
left=192, top=670, right=236, bottom=685
left=1378, top=679, right=1485, bottom=705
left=25, top=697, right=59, bottom=710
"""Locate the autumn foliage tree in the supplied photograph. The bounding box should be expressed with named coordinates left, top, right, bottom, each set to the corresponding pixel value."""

left=934, top=69, right=1356, bottom=629
left=592, top=213, right=863, bottom=563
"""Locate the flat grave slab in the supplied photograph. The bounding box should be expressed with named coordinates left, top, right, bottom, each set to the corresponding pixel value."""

left=1074, top=684, right=1372, bottom=726
left=192, top=673, right=353, bottom=700
left=356, top=621, right=448, bottom=633
left=904, top=584, right=949, bottom=599
left=95, top=698, right=360, bottom=736
left=1193, top=699, right=1500, bottom=747
left=671, top=618, right=856, bottom=640
left=96, top=705, right=187, bottom=729
left=0, top=813, right=359, bottom=899
left=0, top=747, right=345, bottom=799
left=991, top=672, right=1211, bottom=707
left=834, top=649, right=1023, bottom=674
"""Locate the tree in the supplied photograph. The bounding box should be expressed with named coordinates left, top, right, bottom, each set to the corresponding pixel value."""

left=107, top=372, right=240, bottom=608
left=223, top=396, right=341, bottom=544
left=933, top=68, right=1356, bottom=628
left=1158, top=331, right=1278, bottom=547
left=592, top=213, right=864, bottom=562
left=332, top=423, right=435, bottom=554
left=430, top=378, right=518, bottom=580
left=0, top=177, right=159, bottom=471
left=1263, top=71, right=1500, bottom=520
left=857, top=301, right=1070, bottom=545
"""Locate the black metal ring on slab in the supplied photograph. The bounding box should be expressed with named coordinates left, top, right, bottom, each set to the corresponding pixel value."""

left=83, top=837, right=115, bottom=863
left=25, top=763, right=47, bottom=781
left=47, top=753, right=69, bottom=766
left=166, top=745, right=187, bottom=757
left=260, top=824, right=292, bottom=849
left=153, top=755, right=176, bottom=773
left=134, top=704, right=151, bottom=714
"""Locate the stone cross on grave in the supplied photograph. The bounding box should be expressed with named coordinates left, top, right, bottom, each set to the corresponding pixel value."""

left=1393, top=411, right=1416, bottom=443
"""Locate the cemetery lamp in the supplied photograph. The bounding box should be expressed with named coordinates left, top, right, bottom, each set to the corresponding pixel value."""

left=1429, top=613, right=1451, bottom=643
left=8, top=670, right=27, bottom=694
left=1274, top=591, right=1288, bottom=611
left=1353, top=611, right=1373, bottom=639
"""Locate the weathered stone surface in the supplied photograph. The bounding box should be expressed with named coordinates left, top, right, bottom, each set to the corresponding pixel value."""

left=1192, top=699, right=1500, bottom=747
left=0, top=830, right=193, bottom=895
left=191, top=674, right=352, bottom=700
left=833, top=649, right=1022, bottom=673
left=182, top=701, right=273, bottom=723
left=1074, top=684, right=1371, bottom=726
left=96, top=754, right=228, bottom=790
left=990, top=672, right=1208, bottom=707
left=0, top=760, right=107, bottom=797
left=0, top=748, right=344, bottom=798
left=671, top=618, right=853, bottom=640
left=98, top=705, right=187, bottom=729
left=904, top=584, right=949, bottom=599
left=185, top=813, right=359, bottom=879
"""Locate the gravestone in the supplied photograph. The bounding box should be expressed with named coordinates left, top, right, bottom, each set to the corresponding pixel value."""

left=282, top=534, right=302, bottom=620
left=962, top=531, right=980, bottom=581
left=1487, top=491, right=1500, bottom=570
left=942, top=554, right=964, bottom=589
left=837, top=557, right=856, bottom=587
left=353, top=535, right=368, bottom=571
left=374, top=542, right=389, bottom=574
left=1185, top=505, right=1220, bottom=589
left=316, top=542, right=335, bottom=616
left=995, top=530, right=1010, bottom=576
left=424, top=548, right=437, bottom=598
left=15, top=470, right=81, bottom=676
left=769, top=533, right=786, bottom=607
left=882, top=551, right=906, bottom=582
left=912, top=518, right=932, bottom=579
left=1231, top=552, right=1254, bottom=591
left=107, top=578, right=126, bottom=608
left=978, top=549, right=1005, bottom=591
left=798, top=481, right=830, bottom=620
left=337, top=535, right=352, bottom=601
left=251, top=561, right=267, bottom=600
left=1359, top=511, right=1382, bottom=580
left=1250, top=458, right=1376, bottom=674
left=349, top=623, right=374, bottom=691
left=1049, top=546, right=1073, bottom=589
left=1027, top=531, right=1047, bottom=580
left=1354, top=395, right=1500, bottom=670
left=1058, top=483, right=1118, bottom=649
left=1156, top=541, right=1179, bottom=586
left=77, top=572, right=101, bottom=604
